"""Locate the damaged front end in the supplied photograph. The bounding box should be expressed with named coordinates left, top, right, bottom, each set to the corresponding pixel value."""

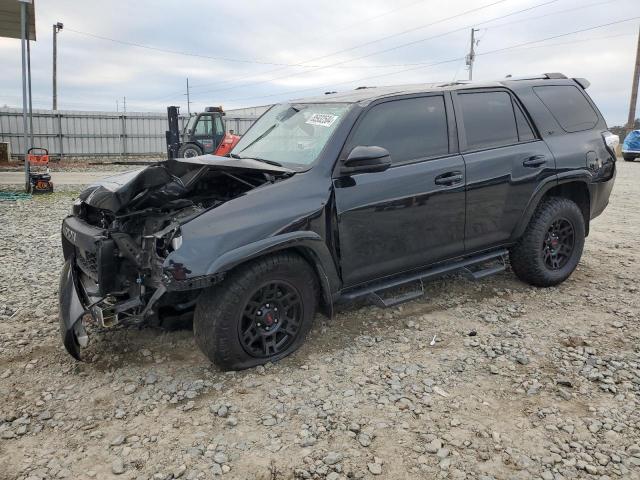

left=58, top=155, right=293, bottom=359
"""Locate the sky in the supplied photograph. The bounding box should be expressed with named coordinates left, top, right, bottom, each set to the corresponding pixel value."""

left=0, top=0, right=638, bottom=125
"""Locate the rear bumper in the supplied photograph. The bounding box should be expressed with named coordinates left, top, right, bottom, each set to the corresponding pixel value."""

left=589, top=162, right=616, bottom=220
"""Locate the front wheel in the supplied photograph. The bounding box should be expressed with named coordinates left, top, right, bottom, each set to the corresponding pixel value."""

left=509, top=197, right=585, bottom=287
left=193, top=253, right=317, bottom=370
left=178, top=144, right=203, bottom=158
left=623, top=154, right=636, bottom=162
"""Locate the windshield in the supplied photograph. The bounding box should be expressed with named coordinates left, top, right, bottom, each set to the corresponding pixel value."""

left=184, top=115, right=197, bottom=134
left=231, top=103, right=351, bottom=169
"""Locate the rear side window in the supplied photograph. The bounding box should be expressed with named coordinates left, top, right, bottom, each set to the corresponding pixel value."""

left=349, top=96, right=449, bottom=164
left=458, top=92, right=519, bottom=150
left=533, top=85, right=598, bottom=132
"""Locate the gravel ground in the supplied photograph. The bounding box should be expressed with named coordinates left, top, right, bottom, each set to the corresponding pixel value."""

left=0, top=161, right=639, bottom=480
left=0, top=160, right=160, bottom=173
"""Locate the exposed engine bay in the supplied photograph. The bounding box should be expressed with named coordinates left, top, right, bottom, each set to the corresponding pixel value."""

left=60, top=156, right=293, bottom=345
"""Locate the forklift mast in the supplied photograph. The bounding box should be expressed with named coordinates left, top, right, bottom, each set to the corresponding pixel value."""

left=165, top=106, right=180, bottom=159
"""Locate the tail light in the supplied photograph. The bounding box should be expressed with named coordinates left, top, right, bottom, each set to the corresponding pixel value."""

left=602, top=131, right=619, bottom=159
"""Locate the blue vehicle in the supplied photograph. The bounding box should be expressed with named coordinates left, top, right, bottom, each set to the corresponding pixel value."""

left=622, top=130, right=640, bottom=161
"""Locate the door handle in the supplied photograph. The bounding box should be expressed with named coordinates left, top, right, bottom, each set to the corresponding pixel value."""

left=522, top=155, right=547, bottom=167
left=435, top=171, right=463, bottom=186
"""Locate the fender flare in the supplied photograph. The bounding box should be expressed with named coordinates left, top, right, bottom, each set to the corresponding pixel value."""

left=511, top=171, right=591, bottom=240
left=204, top=231, right=341, bottom=317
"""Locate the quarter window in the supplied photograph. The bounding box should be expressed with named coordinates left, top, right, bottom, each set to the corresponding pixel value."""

left=514, top=102, right=535, bottom=141
left=459, top=91, right=519, bottom=150
left=533, top=85, right=598, bottom=132
left=348, top=96, right=449, bottom=164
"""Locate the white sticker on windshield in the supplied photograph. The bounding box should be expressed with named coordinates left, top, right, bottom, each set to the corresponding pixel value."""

left=306, top=113, right=339, bottom=127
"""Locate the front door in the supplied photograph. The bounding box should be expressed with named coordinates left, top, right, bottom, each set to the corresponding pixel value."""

left=334, top=94, right=467, bottom=287
left=452, top=89, right=556, bottom=252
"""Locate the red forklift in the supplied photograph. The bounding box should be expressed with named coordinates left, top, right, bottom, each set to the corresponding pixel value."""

left=165, top=106, right=241, bottom=159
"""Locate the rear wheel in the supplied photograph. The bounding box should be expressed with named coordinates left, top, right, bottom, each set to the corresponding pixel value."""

left=193, top=253, right=317, bottom=370
left=623, top=154, right=636, bottom=162
left=178, top=144, right=202, bottom=158
left=509, top=197, right=585, bottom=287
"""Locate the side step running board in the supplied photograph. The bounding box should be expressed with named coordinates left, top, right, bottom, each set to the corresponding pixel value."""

left=461, top=263, right=506, bottom=280
left=340, top=249, right=508, bottom=308
left=367, top=280, right=425, bottom=308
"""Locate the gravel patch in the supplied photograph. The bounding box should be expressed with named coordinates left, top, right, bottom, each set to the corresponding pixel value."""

left=0, top=162, right=639, bottom=479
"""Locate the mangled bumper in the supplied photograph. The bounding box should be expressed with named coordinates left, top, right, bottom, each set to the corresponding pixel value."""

left=58, top=259, right=88, bottom=360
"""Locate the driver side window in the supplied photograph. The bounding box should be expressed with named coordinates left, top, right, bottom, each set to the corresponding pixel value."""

left=348, top=96, right=449, bottom=164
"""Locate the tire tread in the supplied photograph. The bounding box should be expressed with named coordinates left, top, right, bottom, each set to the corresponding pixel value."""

left=193, top=252, right=317, bottom=370
left=509, top=197, right=585, bottom=287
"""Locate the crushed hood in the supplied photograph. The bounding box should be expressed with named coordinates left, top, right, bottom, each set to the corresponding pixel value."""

left=78, top=155, right=293, bottom=213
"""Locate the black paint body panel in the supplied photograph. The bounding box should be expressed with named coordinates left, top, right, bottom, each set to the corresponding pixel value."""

left=60, top=77, right=616, bottom=335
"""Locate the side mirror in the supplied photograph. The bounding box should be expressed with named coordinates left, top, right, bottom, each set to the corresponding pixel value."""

left=340, top=146, right=391, bottom=175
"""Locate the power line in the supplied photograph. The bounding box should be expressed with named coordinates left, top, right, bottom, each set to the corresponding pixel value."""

left=64, top=28, right=322, bottom=68
left=185, top=0, right=515, bottom=96
left=188, top=0, right=559, bottom=99
left=1, top=29, right=633, bottom=113
left=178, top=0, right=623, bottom=100
left=222, top=16, right=640, bottom=105
left=5, top=17, right=634, bottom=112
left=144, top=0, right=516, bottom=103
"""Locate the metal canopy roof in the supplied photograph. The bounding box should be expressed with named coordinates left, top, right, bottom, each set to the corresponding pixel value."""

left=0, top=0, right=36, bottom=40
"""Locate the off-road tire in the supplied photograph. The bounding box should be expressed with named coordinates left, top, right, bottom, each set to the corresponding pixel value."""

left=194, top=253, right=317, bottom=370
left=623, top=154, right=636, bottom=162
left=509, top=197, right=585, bottom=287
left=178, top=143, right=202, bottom=158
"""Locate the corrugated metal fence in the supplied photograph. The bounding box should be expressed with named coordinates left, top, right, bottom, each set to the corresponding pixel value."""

left=0, top=108, right=260, bottom=159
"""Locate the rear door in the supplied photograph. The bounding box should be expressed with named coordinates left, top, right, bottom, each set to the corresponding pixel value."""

left=334, top=93, right=466, bottom=287
left=453, top=89, right=556, bottom=252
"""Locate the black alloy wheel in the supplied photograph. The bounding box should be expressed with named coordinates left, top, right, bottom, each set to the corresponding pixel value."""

left=509, top=197, right=585, bottom=287
left=542, top=218, right=575, bottom=271
left=193, top=252, right=317, bottom=370
left=239, top=280, right=303, bottom=358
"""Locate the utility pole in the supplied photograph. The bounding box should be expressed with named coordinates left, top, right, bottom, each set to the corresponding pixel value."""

left=52, top=22, right=63, bottom=110
left=116, top=99, right=119, bottom=112
left=186, top=78, right=192, bottom=116
left=466, top=28, right=480, bottom=81
left=626, top=25, right=640, bottom=134
left=123, top=96, right=127, bottom=113
left=19, top=0, right=29, bottom=191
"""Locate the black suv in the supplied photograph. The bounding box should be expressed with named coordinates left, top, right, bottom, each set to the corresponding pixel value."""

left=59, top=73, right=617, bottom=370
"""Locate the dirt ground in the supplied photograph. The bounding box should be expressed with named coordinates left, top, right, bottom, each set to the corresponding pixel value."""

left=0, top=160, right=639, bottom=480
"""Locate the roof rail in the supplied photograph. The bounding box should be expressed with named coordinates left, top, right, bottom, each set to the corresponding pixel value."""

left=437, top=81, right=470, bottom=87
left=503, top=72, right=568, bottom=82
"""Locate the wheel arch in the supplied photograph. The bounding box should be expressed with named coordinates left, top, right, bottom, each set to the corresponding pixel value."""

left=204, top=232, right=341, bottom=318
left=542, top=181, right=590, bottom=236
left=512, top=175, right=591, bottom=240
